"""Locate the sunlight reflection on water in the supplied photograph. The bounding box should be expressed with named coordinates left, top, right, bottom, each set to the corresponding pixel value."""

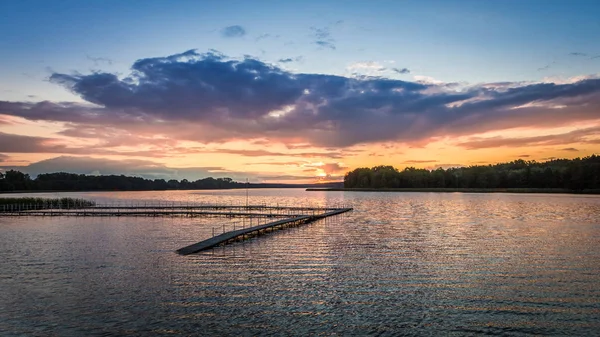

left=1, top=189, right=599, bottom=335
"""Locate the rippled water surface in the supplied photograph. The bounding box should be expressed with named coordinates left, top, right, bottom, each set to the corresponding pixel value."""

left=1, top=189, right=600, bottom=336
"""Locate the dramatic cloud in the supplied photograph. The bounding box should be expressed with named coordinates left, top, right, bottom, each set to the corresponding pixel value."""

left=2, top=49, right=600, bottom=149
left=0, top=156, right=235, bottom=181
left=221, top=25, right=246, bottom=38
left=1, top=156, right=338, bottom=182
left=456, top=127, right=600, bottom=149
left=392, top=68, right=410, bottom=74
left=0, top=130, right=186, bottom=158
left=0, top=132, right=58, bottom=153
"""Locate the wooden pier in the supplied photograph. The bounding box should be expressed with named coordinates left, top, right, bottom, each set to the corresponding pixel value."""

left=3, top=209, right=310, bottom=218
left=176, top=208, right=353, bottom=255
left=0, top=202, right=353, bottom=254
left=0, top=204, right=345, bottom=218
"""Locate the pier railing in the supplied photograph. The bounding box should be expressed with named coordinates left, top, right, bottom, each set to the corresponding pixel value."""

left=0, top=201, right=352, bottom=218
left=0, top=200, right=354, bottom=254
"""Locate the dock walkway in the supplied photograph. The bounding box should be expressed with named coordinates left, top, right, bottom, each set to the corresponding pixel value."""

left=176, top=208, right=352, bottom=255
left=0, top=204, right=344, bottom=218
left=1, top=202, right=353, bottom=253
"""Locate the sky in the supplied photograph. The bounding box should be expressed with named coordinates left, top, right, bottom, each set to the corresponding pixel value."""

left=1, top=0, right=599, bottom=183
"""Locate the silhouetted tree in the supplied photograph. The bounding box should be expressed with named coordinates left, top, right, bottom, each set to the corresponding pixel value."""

left=343, top=155, right=600, bottom=191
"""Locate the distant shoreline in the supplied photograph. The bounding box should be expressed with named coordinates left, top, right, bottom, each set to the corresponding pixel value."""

left=0, top=185, right=339, bottom=195
left=306, top=188, right=600, bottom=194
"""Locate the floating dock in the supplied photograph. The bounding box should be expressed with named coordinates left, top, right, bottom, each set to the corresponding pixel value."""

left=176, top=208, right=352, bottom=255
left=0, top=202, right=353, bottom=254
left=0, top=204, right=344, bottom=218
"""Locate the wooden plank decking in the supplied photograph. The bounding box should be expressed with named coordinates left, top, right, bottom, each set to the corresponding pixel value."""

left=176, top=208, right=352, bottom=255
left=1, top=204, right=345, bottom=217
left=0, top=203, right=353, bottom=253
left=6, top=210, right=300, bottom=218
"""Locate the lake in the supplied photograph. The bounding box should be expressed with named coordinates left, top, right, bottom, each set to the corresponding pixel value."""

left=1, top=189, right=599, bottom=336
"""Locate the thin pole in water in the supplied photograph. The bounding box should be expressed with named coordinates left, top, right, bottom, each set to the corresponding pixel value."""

left=246, top=178, right=249, bottom=208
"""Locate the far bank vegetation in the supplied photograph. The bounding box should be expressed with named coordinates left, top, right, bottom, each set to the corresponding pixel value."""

left=344, top=155, right=600, bottom=192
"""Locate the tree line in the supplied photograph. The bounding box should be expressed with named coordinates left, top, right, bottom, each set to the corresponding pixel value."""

left=344, top=155, right=600, bottom=191
left=0, top=171, right=248, bottom=192
left=0, top=171, right=341, bottom=192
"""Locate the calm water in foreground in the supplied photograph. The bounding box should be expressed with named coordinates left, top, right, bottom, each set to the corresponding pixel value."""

left=1, top=189, right=599, bottom=336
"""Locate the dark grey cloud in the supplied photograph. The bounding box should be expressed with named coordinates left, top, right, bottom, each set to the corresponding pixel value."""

left=561, top=147, right=579, bottom=151
left=3, top=49, right=600, bottom=148
left=569, top=52, right=587, bottom=57
left=392, top=68, right=410, bottom=74
left=221, top=25, right=246, bottom=38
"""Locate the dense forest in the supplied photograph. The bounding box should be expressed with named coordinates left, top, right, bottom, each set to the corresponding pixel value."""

left=0, top=171, right=340, bottom=192
left=344, top=155, right=600, bottom=191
